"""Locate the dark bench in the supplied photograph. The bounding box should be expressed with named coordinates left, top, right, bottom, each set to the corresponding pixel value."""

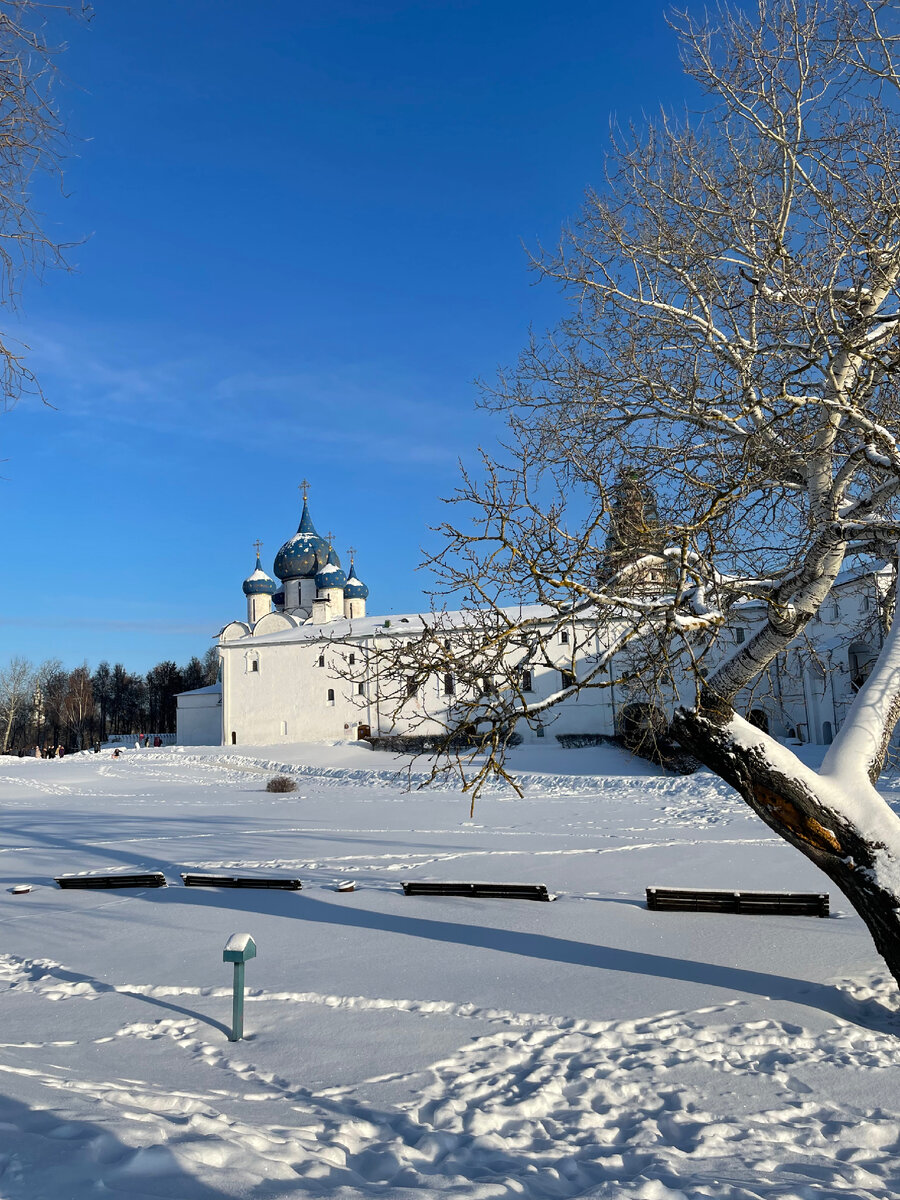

left=181, top=873, right=302, bottom=890
left=646, top=886, right=829, bottom=917
left=55, top=872, right=168, bottom=889
left=402, top=881, right=553, bottom=901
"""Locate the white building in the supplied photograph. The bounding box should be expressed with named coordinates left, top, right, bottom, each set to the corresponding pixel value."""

left=176, top=494, right=890, bottom=751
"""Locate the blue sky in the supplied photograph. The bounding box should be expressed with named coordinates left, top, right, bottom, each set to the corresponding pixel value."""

left=2, top=0, right=690, bottom=671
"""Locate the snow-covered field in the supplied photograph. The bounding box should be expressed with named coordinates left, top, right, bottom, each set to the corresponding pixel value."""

left=0, top=740, right=899, bottom=1200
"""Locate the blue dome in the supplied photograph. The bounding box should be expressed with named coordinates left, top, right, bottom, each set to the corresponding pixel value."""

left=343, top=561, right=369, bottom=600
left=316, top=545, right=346, bottom=590
left=242, top=555, right=278, bottom=596
left=273, top=499, right=329, bottom=581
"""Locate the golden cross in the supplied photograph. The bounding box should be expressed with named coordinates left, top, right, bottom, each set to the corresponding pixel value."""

left=299, top=479, right=310, bottom=500
left=253, top=539, right=263, bottom=559
left=348, top=545, right=357, bottom=562
left=326, top=530, right=336, bottom=548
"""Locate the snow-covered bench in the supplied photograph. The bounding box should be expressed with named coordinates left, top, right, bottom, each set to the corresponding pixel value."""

left=645, top=886, right=829, bottom=917
left=181, top=873, right=302, bottom=890
left=55, top=872, right=168, bottom=889
left=402, top=881, right=553, bottom=901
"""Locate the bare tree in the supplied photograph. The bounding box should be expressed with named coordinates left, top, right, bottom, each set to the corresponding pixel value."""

left=0, top=1, right=88, bottom=411
left=61, top=662, right=92, bottom=749
left=374, top=0, right=900, bottom=989
left=0, top=655, right=33, bottom=750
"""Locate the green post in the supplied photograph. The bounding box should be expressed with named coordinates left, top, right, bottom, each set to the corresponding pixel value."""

left=223, top=933, right=257, bottom=1042
left=231, top=961, right=245, bottom=1041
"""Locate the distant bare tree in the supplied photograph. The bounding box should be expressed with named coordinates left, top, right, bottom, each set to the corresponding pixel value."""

left=382, top=0, right=900, bottom=990
left=0, top=1, right=89, bottom=412
left=61, top=662, right=92, bottom=749
left=0, top=655, right=33, bottom=751
left=201, top=645, right=220, bottom=686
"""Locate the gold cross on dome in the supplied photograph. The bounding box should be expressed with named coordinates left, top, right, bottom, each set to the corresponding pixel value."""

left=253, top=539, right=263, bottom=559
left=326, top=530, right=336, bottom=548
left=348, top=545, right=357, bottom=562
left=299, top=479, right=310, bottom=500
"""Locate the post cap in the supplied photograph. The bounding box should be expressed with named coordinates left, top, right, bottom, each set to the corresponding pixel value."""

left=223, top=932, right=257, bottom=963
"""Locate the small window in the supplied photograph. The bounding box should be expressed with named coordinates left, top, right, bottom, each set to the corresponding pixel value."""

left=444, top=639, right=451, bottom=651
left=357, top=683, right=365, bottom=696
left=862, top=595, right=871, bottom=612
left=231, top=731, right=237, bottom=745
left=326, top=688, right=335, bottom=705
left=251, top=659, right=259, bottom=672
left=561, top=670, right=576, bottom=689
left=734, top=628, right=745, bottom=644
left=522, top=669, right=533, bottom=691
left=560, top=630, right=569, bottom=645
left=280, top=721, right=287, bottom=736
left=349, top=653, right=356, bottom=665
left=443, top=672, right=455, bottom=696
left=407, top=676, right=418, bottom=697
left=318, top=654, right=325, bottom=668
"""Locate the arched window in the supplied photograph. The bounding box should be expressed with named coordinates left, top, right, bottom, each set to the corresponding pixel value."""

left=822, top=720, right=834, bottom=743
left=522, top=669, right=533, bottom=691
left=357, top=683, right=365, bottom=696
left=560, top=630, right=569, bottom=645
left=748, top=708, right=769, bottom=732
left=318, top=654, right=326, bottom=668
left=849, top=642, right=877, bottom=690
left=251, top=659, right=259, bottom=673
left=326, top=688, right=335, bottom=705
left=443, top=673, right=455, bottom=696
left=560, top=670, right=576, bottom=690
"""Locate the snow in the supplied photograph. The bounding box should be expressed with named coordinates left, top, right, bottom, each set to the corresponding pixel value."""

left=239, top=604, right=554, bottom=646
left=223, top=932, right=256, bottom=956
left=0, top=741, right=900, bottom=1198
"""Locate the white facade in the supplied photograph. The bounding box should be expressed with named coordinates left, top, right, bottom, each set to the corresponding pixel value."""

left=215, top=608, right=618, bottom=748
left=175, top=494, right=892, bottom=751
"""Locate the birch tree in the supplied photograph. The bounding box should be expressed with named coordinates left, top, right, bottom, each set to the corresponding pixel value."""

left=377, top=0, right=900, bottom=988
left=0, top=655, right=33, bottom=751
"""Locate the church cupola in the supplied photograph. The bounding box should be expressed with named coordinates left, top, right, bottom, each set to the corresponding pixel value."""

left=242, top=543, right=277, bottom=625
left=343, top=555, right=369, bottom=620
left=312, top=541, right=346, bottom=624
left=273, top=482, right=329, bottom=613
left=315, top=544, right=347, bottom=592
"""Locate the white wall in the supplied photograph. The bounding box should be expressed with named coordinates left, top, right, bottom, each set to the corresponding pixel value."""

left=222, top=640, right=373, bottom=746
left=176, top=689, right=223, bottom=746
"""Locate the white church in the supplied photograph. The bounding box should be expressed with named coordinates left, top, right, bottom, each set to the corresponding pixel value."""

left=176, top=490, right=888, bottom=752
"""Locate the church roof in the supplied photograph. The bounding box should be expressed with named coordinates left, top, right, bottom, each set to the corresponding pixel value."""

left=242, top=555, right=278, bottom=596
left=316, top=545, right=347, bottom=590
left=220, top=604, right=553, bottom=647
left=273, top=499, right=329, bottom=581
left=343, top=561, right=369, bottom=600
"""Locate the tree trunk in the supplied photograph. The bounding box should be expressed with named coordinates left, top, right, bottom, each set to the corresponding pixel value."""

left=672, top=705, right=900, bottom=989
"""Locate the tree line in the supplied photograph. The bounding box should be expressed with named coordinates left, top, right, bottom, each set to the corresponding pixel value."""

left=0, top=648, right=219, bottom=754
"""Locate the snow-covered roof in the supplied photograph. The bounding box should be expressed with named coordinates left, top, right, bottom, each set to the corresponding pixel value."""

left=221, top=604, right=567, bottom=648
left=242, top=554, right=277, bottom=596
left=175, top=683, right=222, bottom=697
